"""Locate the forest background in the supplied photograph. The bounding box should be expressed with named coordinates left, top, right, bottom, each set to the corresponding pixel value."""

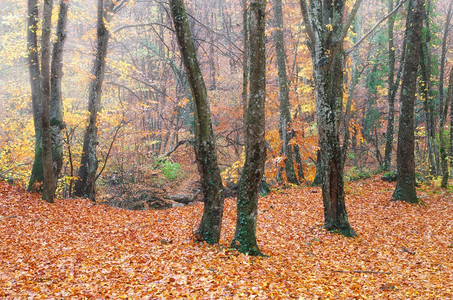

left=0, top=0, right=452, bottom=198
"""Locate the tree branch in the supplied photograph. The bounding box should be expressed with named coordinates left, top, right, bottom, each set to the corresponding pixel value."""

left=340, top=0, right=363, bottom=43
left=298, top=0, right=315, bottom=44
left=346, top=0, right=408, bottom=56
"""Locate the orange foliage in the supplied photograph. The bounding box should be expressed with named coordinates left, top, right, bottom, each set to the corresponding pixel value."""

left=1, top=177, right=452, bottom=298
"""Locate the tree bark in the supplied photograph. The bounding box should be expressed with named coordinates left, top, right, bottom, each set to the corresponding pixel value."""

left=169, top=0, right=225, bottom=245
left=40, top=0, right=55, bottom=202
left=231, top=0, right=267, bottom=256
left=420, top=2, right=438, bottom=176
left=241, top=0, right=249, bottom=141
left=299, top=0, right=360, bottom=237
left=272, top=0, right=298, bottom=185
left=440, top=68, right=452, bottom=188
left=393, top=0, right=425, bottom=203
left=439, top=1, right=452, bottom=183
left=383, top=0, right=397, bottom=172
left=27, top=0, right=43, bottom=192
left=74, top=0, right=112, bottom=200
left=50, top=0, right=70, bottom=180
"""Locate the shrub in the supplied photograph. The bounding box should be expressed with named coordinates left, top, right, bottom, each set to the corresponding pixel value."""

left=157, top=159, right=182, bottom=180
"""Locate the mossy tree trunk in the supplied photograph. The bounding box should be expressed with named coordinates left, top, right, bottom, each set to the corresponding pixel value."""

left=299, top=0, right=361, bottom=237
left=27, top=0, right=69, bottom=194
left=392, top=0, right=425, bottom=203
left=169, top=0, right=225, bottom=244
left=441, top=68, right=453, bottom=187
left=231, top=0, right=267, bottom=256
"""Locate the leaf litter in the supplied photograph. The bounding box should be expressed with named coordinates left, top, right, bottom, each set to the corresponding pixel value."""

left=0, top=177, right=452, bottom=298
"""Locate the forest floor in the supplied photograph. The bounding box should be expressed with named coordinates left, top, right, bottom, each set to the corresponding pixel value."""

left=0, top=177, right=452, bottom=299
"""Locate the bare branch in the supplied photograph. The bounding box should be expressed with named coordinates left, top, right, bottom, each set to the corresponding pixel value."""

left=346, top=0, right=408, bottom=56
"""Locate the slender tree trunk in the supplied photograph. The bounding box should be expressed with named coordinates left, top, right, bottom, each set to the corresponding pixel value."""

left=27, top=0, right=43, bottom=192
left=40, top=0, right=55, bottom=202
left=74, top=0, right=111, bottom=200
left=272, top=0, right=298, bottom=185
left=440, top=68, right=452, bottom=187
left=420, top=3, right=438, bottom=176
left=342, top=4, right=362, bottom=167
left=169, top=0, right=225, bottom=245
left=50, top=0, right=70, bottom=180
left=393, top=0, right=425, bottom=203
left=439, top=1, right=452, bottom=182
left=231, top=0, right=267, bottom=256
left=383, top=0, right=397, bottom=172
left=241, top=0, right=249, bottom=141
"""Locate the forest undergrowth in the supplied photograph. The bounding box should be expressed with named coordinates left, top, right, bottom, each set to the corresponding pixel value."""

left=0, top=176, right=452, bottom=298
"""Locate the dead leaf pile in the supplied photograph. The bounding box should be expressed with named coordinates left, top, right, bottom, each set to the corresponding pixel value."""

left=1, top=177, right=452, bottom=298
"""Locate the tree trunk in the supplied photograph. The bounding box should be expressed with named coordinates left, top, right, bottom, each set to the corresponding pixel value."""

left=420, top=3, right=438, bottom=176
left=169, top=0, right=225, bottom=245
left=50, top=0, right=70, bottom=180
left=27, top=0, right=43, bottom=192
left=231, top=0, right=267, bottom=256
left=241, top=0, right=249, bottom=141
left=40, top=0, right=55, bottom=202
left=440, top=68, right=452, bottom=188
left=299, top=0, right=360, bottom=237
left=383, top=0, right=397, bottom=172
left=74, top=0, right=111, bottom=200
left=393, top=0, right=425, bottom=203
left=272, top=0, right=298, bottom=185
left=342, top=4, right=362, bottom=167
left=439, top=1, right=452, bottom=183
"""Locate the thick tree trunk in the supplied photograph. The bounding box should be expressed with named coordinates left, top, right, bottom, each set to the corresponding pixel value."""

left=74, top=0, right=111, bottom=200
left=169, top=0, right=225, bottom=245
left=40, top=0, right=55, bottom=202
left=50, top=0, right=70, bottom=180
left=231, top=0, right=267, bottom=256
left=27, top=0, right=43, bottom=192
left=393, top=0, right=425, bottom=203
left=272, top=0, right=298, bottom=185
left=299, top=0, right=359, bottom=237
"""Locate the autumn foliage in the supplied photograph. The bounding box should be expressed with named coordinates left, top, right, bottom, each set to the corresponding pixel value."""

left=1, top=177, right=452, bottom=298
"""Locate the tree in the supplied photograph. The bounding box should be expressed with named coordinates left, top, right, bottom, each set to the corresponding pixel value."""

left=272, top=0, right=299, bottom=185
left=27, top=0, right=43, bottom=192
left=40, top=0, right=55, bottom=202
left=392, top=0, right=425, bottom=203
left=439, top=0, right=452, bottom=186
left=298, top=0, right=362, bottom=237
left=383, top=0, right=400, bottom=171
left=231, top=0, right=267, bottom=256
left=440, top=67, right=452, bottom=187
left=50, top=0, right=70, bottom=181
left=27, top=0, right=70, bottom=198
left=74, top=0, right=126, bottom=200
left=169, top=0, right=225, bottom=244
